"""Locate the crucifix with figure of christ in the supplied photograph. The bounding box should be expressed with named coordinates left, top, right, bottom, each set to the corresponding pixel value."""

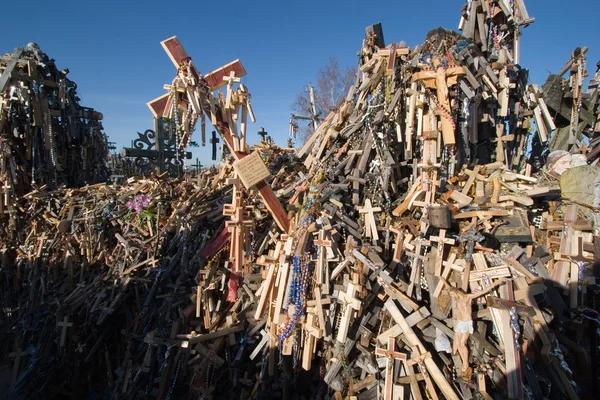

left=375, top=336, right=407, bottom=400
left=149, top=36, right=289, bottom=232
left=412, top=62, right=466, bottom=146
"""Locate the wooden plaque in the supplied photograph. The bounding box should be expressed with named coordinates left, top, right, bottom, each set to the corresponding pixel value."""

left=233, top=150, right=271, bottom=189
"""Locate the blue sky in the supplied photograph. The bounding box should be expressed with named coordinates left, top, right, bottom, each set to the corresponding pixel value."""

left=1, top=0, right=597, bottom=167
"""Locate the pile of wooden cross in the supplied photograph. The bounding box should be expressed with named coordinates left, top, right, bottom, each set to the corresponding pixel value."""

left=2, top=0, right=600, bottom=399
left=0, top=43, right=110, bottom=239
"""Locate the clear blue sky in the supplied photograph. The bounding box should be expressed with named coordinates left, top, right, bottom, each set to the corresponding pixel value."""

left=1, top=0, right=597, bottom=167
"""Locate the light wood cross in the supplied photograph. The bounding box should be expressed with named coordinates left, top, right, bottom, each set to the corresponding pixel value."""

left=412, top=63, right=466, bottom=145
left=375, top=337, right=407, bottom=400
left=405, top=238, right=430, bottom=297
left=486, top=285, right=534, bottom=400
left=57, top=316, right=73, bottom=349
left=336, top=282, right=361, bottom=343
left=430, top=229, right=456, bottom=276
left=389, top=226, right=405, bottom=263
left=8, top=348, right=28, bottom=384
left=314, top=229, right=333, bottom=293
left=358, top=198, right=382, bottom=241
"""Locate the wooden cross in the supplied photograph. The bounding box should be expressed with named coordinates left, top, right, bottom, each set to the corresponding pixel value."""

left=385, top=299, right=460, bottom=400
left=430, top=229, right=456, bottom=276
left=358, top=198, right=382, bottom=241
left=375, top=337, right=407, bottom=400
left=8, top=348, right=28, bottom=384
left=149, top=36, right=290, bottom=232
left=389, top=225, right=405, bottom=263
left=57, top=316, right=73, bottom=349
left=222, top=71, right=241, bottom=109
left=224, top=195, right=253, bottom=273
left=412, top=64, right=466, bottom=145
left=555, top=235, right=593, bottom=307
left=336, top=282, right=361, bottom=343
left=314, top=229, right=333, bottom=294
left=377, top=42, right=409, bottom=76
left=405, top=238, right=430, bottom=297
left=458, top=227, right=484, bottom=290
left=486, top=286, right=534, bottom=400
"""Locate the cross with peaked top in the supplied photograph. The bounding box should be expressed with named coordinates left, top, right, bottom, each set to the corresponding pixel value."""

left=147, top=36, right=290, bottom=232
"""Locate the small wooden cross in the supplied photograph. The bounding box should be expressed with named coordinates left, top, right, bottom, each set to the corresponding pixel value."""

left=358, top=198, right=382, bottom=241
left=389, top=225, right=405, bottom=263
left=314, top=229, right=333, bottom=293
left=405, top=238, right=430, bottom=297
left=430, top=229, right=456, bottom=276
left=57, top=316, right=73, bottom=349
left=336, top=282, right=361, bottom=343
left=222, top=71, right=241, bottom=110
left=375, top=337, right=408, bottom=400
left=8, top=348, right=28, bottom=384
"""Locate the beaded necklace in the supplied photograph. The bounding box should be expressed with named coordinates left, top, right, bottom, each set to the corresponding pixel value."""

left=277, top=215, right=314, bottom=347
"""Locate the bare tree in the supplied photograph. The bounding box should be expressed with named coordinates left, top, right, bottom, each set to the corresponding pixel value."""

left=292, top=57, right=355, bottom=146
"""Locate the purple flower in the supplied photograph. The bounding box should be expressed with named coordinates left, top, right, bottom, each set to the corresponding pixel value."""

left=126, top=195, right=152, bottom=214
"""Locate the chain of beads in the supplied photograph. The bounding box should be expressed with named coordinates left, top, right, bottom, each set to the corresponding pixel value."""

left=509, top=306, right=521, bottom=350
left=425, top=88, right=456, bottom=131
left=278, top=215, right=315, bottom=346
left=578, top=261, right=585, bottom=292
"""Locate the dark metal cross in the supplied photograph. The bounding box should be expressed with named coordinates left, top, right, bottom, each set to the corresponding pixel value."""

left=258, top=127, right=268, bottom=142
left=210, top=131, right=220, bottom=160
left=191, top=158, right=203, bottom=173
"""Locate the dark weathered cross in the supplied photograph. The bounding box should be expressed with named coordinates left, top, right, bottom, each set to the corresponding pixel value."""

left=122, top=118, right=192, bottom=175
left=191, top=158, right=203, bottom=173
left=210, top=131, right=220, bottom=160
left=258, top=127, right=268, bottom=142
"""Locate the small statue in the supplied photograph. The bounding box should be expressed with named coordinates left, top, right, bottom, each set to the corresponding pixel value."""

left=442, top=278, right=505, bottom=376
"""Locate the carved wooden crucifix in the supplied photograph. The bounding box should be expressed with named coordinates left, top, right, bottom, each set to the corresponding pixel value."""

left=375, top=337, right=407, bottom=400
left=149, top=36, right=290, bottom=232
left=412, top=64, right=466, bottom=145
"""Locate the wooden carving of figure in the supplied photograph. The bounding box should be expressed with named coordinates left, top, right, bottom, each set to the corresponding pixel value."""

left=442, top=278, right=504, bottom=375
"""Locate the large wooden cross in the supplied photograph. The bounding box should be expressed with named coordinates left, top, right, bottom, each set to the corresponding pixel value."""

left=149, top=36, right=289, bottom=232
left=375, top=337, right=407, bottom=400
left=412, top=64, right=466, bottom=146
